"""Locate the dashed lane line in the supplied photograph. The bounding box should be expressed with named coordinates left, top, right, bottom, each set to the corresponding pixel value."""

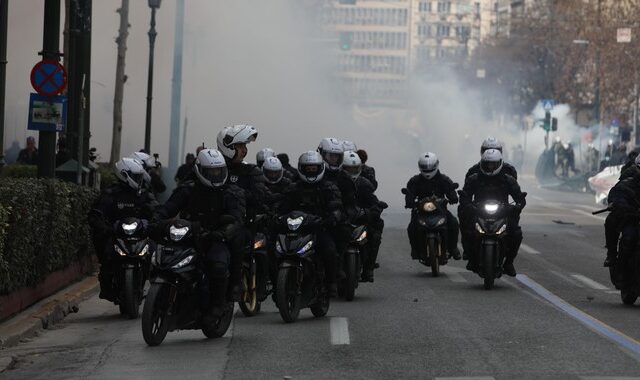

left=516, top=274, right=640, bottom=361
left=570, top=274, right=610, bottom=290
left=442, top=265, right=468, bottom=283
left=520, top=243, right=541, bottom=255
left=435, top=377, right=495, bottom=380
left=580, top=377, right=640, bottom=380
left=573, top=209, right=606, bottom=221
left=549, top=270, right=585, bottom=288
left=330, top=317, right=350, bottom=345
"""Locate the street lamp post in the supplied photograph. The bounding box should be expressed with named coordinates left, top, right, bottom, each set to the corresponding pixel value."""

left=0, top=0, right=8, bottom=169
left=144, top=0, right=161, bottom=153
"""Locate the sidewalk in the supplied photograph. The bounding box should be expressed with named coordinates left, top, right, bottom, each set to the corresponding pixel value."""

left=0, top=274, right=98, bottom=354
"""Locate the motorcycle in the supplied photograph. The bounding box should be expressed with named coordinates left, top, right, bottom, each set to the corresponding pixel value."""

left=239, top=215, right=271, bottom=317
left=339, top=215, right=367, bottom=301
left=274, top=211, right=330, bottom=323
left=593, top=207, right=640, bottom=305
left=470, top=200, right=518, bottom=290
left=111, top=217, right=151, bottom=319
left=402, top=188, right=452, bottom=277
left=141, top=219, right=233, bottom=346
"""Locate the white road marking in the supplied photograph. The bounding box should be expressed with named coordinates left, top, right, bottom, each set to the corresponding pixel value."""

left=330, top=317, right=350, bottom=345
left=573, top=209, right=606, bottom=221
left=570, top=274, right=610, bottom=290
left=549, top=270, right=584, bottom=288
left=581, top=377, right=640, bottom=380
left=517, top=274, right=640, bottom=360
left=223, top=304, right=239, bottom=338
left=443, top=266, right=468, bottom=283
left=435, top=377, right=496, bottom=380
left=530, top=195, right=544, bottom=201
left=520, top=243, right=541, bottom=255
left=606, top=290, right=621, bottom=295
left=575, top=204, right=600, bottom=212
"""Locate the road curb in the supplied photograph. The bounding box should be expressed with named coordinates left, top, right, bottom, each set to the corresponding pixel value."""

left=0, top=275, right=98, bottom=359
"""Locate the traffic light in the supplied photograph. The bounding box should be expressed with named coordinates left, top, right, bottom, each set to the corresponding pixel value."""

left=339, top=32, right=352, bottom=51
left=551, top=117, right=558, bottom=132
left=543, top=111, right=551, bottom=131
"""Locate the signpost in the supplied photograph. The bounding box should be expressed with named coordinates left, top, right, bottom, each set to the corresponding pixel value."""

left=617, top=28, right=632, bottom=43
left=27, top=93, right=67, bottom=132
left=542, top=99, right=555, bottom=111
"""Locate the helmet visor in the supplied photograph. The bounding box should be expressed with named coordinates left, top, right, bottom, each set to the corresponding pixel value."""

left=344, top=165, right=361, bottom=177
left=201, top=167, right=228, bottom=185
left=300, top=163, right=322, bottom=177
left=128, top=172, right=146, bottom=187
left=264, top=168, right=282, bottom=183
left=481, top=160, right=502, bottom=174
left=324, top=152, right=343, bottom=167
left=419, top=164, right=437, bottom=174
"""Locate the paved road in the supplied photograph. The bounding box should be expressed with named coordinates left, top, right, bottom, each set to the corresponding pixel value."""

left=2, top=178, right=640, bottom=379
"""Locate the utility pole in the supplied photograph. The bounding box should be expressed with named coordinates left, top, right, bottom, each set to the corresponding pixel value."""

left=111, top=0, right=129, bottom=165
left=144, top=0, right=161, bottom=153
left=0, top=0, right=8, bottom=169
left=38, top=0, right=61, bottom=178
left=166, top=0, right=184, bottom=191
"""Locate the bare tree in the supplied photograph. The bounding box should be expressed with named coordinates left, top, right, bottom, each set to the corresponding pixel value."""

left=110, top=0, right=129, bottom=165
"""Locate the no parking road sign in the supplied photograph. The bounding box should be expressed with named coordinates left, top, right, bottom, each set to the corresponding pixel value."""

left=30, top=60, right=67, bottom=97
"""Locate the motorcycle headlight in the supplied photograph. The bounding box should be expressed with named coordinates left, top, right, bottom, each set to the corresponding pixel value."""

left=138, top=243, right=150, bottom=256
left=114, top=244, right=127, bottom=256
left=122, top=221, right=138, bottom=235
left=172, top=255, right=194, bottom=269
left=475, top=222, right=485, bottom=234
left=253, top=239, right=266, bottom=250
left=496, top=224, right=507, bottom=235
left=484, top=203, right=499, bottom=215
left=276, top=240, right=283, bottom=254
left=435, top=218, right=446, bottom=226
left=287, top=216, right=304, bottom=231
left=356, top=230, right=367, bottom=242
left=169, top=225, right=189, bottom=242
left=297, top=241, right=314, bottom=255
left=422, top=202, right=436, bottom=212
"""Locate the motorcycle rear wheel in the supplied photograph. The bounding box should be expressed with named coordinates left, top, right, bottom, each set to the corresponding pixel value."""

left=239, top=267, right=260, bottom=317
left=141, top=283, right=170, bottom=346
left=276, top=267, right=301, bottom=323
left=428, top=239, right=439, bottom=277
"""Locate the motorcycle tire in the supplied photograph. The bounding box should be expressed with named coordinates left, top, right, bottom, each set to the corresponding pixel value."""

left=310, top=292, right=330, bottom=318
left=428, top=239, right=439, bottom=277
left=343, top=253, right=357, bottom=302
left=239, top=266, right=261, bottom=317
left=621, top=290, right=638, bottom=305
left=122, top=268, right=140, bottom=319
left=483, top=245, right=495, bottom=290
left=142, top=283, right=170, bottom=346
left=202, top=302, right=234, bottom=338
left=276, top=267, right=301, bottom=323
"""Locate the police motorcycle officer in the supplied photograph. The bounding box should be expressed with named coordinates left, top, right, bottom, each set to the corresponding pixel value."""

left=276, top=151, right=344, bottom=297
left=131, top=151, right=167, bottom=195
left=256, top=147, right=276, bottom=169
left=341, top=151, right=385, bottom=282
left=88, top=157, right=157, bottom=302
left=152, top=149, right=246, bottom=321
left=459, top=149, right=526, bottom=276
left=404, top=152, right=461, bottom=261
left=216, top=125, right=271, bottom=300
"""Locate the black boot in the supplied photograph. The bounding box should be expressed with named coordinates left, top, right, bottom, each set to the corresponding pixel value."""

left=204, top=276, right=228, bottom=326
left=503, top=259, right=517, bottom=277
left=604, top=250, right=617, bottom=267
left=449, top=246, right=462, bottom=261
left=98, top=270, right=115, bottom=302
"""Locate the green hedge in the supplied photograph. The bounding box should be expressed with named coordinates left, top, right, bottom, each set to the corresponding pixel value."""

left=0, top=178, right=97, bottom=294
left=0, top=164, right=37, bottom=178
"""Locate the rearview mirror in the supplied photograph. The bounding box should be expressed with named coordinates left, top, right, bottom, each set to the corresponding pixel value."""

left=401, top=188, right=407, bottom=195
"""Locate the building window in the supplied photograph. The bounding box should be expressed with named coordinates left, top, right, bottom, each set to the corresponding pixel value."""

left=436, top=24, right=450, bottom=37
left=475, top=2, right=480, bottom=15
left=419, top=1, right=431, bottom=12
left=418, top=24, right=431, bottom=37
left=437, top=1, right=451, bottom=13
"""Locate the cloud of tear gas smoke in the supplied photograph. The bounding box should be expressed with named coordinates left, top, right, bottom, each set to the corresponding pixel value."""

left=5, top=0, right=532, bottom=211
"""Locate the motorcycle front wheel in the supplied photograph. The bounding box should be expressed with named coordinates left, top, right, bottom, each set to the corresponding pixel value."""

left=482, top=245, right=495, bottom=290
left=428, top=239, right=440, bottom=277
left=239, top=266, right=260, bottom=317
left=343, top=253, right=358, bottom=301
left=202, top=302, right=234, bottom=338
left=276, top=267, right=301, bottom=323
left=141, top=283, right=170, bottom=346
left=122, top=268, right=141, bottom=319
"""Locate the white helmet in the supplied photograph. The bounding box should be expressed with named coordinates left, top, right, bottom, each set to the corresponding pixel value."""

left=256, top=148, right=276, bottom=168
left=480, top=148, right=503, bottom=176
left=216, top=125, right=258, bottom=160
left=342, top=140, right=357, bottom=152
left=481, top=137, right=503, bottom=154
left=114, top=157, right=149, bottom=190
left=130, top=151, right=156, bottom=170
left=635, top=154, right=640, bottom=167
left=193, top=149, right=228, bottom=187
left=418, top=152, right=439, bottom=179
left=262, top=156, right=283, bottom=184
left=318, top=137, right=344, bottom=171
left=298, top=151, right=325, bottom=184
left=342, top=150, right=362, bottom=180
